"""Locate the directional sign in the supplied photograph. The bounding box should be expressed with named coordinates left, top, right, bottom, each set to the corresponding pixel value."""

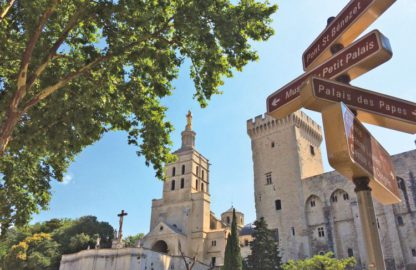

left=303, top=0, right=395, bottom=71
left=301, top=77, right=416, bottom=134
left=267, top=30, right=392, bottom=119
left=322, top=103, right=400, bottom=204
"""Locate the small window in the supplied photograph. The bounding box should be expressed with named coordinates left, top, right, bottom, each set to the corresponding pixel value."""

left=201, top=183, right=204, bottom=192
left=310, top=200, right=316, bottom=207
left=377, top=218, right=380, bottom=229
left=275, top=200, right=282, bottom=210
left=318, top=227, right=325, bottom=237
left=172, top=167, right=176, bottom=176
left=266, top=172, right=272, bottom=185
left=397, top=216, right=404, bottom=226
left=412, top=248, right=416, bottom=257
left=182, top=165, right=185, bottom=175
left=180, top=178, right=185, bottom=189
left=244, top=239, right=249, bottom=246
left=196, top=179, right=199, bottom=190
left=310, top=145, right=315, bottom=156
left=331, top=195, right=338, bottom=203
left=202, top=170, right=205, bottom=180
left=271, top=142, right=275, bottom=148
left=226, top=216, right=230, bottom=225
left=343, top=193, right=349, bottom=200
left=211, top=240, right=216, bottom=246
left=160, top=226, right=164, bottom=231
left=171, top=180, right=175, bottom=190
left=196, top=166, right=199, bottom=176
left=291, top=227, right=295, bottom=236
left=347, top=248, right=354, bottom=257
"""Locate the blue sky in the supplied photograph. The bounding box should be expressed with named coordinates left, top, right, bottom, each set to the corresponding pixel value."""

left=33, top=1, right=416, bottom=237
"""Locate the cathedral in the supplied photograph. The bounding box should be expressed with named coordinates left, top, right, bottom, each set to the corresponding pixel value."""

left=141, top=111, right=245, bottom=267
left=247, top=111, right=416, bottom=270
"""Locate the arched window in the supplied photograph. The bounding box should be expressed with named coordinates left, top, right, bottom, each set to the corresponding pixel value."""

left=202, top=170, right=205, bottom=180
left=171, top=180, right=175, bottom=190
left=226, top=216, right=230, bottom=224
left=196, top=179, right=199, bottom=190
left=343, top=192, right=349, bottom=200
left=201, top=182, right=204, bottom=192
left=182, top=165, right=185, bottom=175
left=180, top=178, right=185, bottom=189
left=196, top=166, right=199, bottom=176
left=318, top=227, right=325, bottom=237
left=172, top=167, right=176, bottom=176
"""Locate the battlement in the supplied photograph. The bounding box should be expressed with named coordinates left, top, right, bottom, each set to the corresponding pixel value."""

left=247, top=110, right=322, bottom=142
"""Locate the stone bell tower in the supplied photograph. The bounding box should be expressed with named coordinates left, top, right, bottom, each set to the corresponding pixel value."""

left=247, top=111, right=324, bottom=260
left=144, top=111, right=213, bottom=263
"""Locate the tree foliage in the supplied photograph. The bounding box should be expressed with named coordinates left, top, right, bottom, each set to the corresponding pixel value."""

left=123, top=233, right=144, bottom=248
left=244, top=217, right=282, bottom=270
left=0, top=0, right=277, bottom=235
left=283, top=252, right=356, bottom=270
left=0, top=216, right=116, bottom=269
left=3, top=233, right=60, bottom=270
left=222, top=208, right=242, bottom=270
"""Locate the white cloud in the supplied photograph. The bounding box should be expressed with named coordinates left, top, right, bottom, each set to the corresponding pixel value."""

left=61, top=174, right=73, bottom=185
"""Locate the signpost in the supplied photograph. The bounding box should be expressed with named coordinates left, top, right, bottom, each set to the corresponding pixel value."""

left=322, top=102, right=400, bottom=204
left=301, top=77, right=416, bottom=133
left=302, top=0, right=395, bottom=71
left=267, top=30, right=392, bottom=119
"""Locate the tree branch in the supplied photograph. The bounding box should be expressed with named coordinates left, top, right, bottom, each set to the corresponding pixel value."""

left=14, top=0, right=59, bottom=105
left=26, top=7, right=89, bottom=91
left=0, top=0, right=15, bottom=22
left=21, top=15, right=175, bottom=113
left=21, top=55, right=110, bottom=113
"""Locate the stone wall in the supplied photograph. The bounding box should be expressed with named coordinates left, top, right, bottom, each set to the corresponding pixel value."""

left=59, top=248, right=211, bottom=270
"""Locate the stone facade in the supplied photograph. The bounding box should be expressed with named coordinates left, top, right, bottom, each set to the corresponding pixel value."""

left=247, top=111, right=416, bottom=270
left=142, top=112, right=244, bottom=268
left=59, top=247, right=211, bottom=270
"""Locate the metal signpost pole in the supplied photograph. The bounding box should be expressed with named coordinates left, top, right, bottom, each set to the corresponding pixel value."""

left=353, top=177, right=386, bottom=270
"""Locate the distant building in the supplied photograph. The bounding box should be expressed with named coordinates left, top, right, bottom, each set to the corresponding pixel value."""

left=247, top=111, right=416, bottom=270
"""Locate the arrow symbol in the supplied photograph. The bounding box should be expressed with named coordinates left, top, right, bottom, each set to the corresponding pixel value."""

left=272, top=98, right=281, bottom=106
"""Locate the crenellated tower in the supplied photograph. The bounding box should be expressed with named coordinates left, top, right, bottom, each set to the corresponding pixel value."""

left=247, top=111, right=324, bottom=260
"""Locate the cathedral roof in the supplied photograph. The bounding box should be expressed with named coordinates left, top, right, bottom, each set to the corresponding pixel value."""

left=223, top=207, right=243, bottom=215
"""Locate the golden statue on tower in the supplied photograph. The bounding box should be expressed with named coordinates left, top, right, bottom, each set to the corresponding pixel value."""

left=186, top=110, right=192, bottom=130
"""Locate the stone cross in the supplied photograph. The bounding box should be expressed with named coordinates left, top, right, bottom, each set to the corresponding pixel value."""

left=117, top=209, right=128, bottom=242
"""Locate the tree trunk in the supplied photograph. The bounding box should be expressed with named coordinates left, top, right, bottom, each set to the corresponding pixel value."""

left=0, top=109, right=21, bottom=156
